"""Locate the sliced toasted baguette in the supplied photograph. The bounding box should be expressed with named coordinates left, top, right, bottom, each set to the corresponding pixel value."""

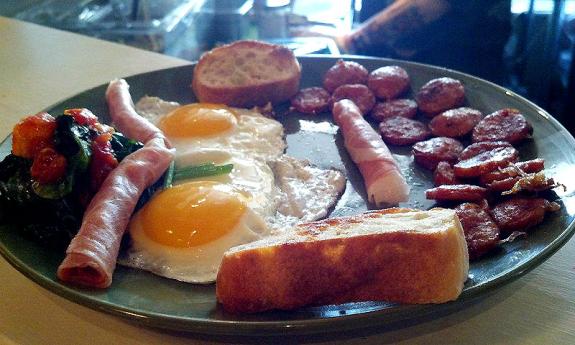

left=192, top=40, right=301, bottom=108
left=216, top=208, right=469, bottom=313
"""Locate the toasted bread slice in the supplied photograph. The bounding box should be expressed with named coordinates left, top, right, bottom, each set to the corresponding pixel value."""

left=192, top=40, right=301, bottom=108
left=216, top=208, right=469, bottom=313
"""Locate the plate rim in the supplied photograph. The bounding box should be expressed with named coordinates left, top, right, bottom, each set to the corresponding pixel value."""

left=1, top=55, right=575, bottom=335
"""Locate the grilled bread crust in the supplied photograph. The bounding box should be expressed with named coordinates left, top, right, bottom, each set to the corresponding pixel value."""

left=191, top=40, right=301, bottom=108
left=216, top=208, right=469, bottom=313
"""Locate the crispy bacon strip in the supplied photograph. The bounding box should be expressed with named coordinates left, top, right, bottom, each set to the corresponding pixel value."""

left=105, top=79, right=170, bottom=146
left=333, top=99, right=409, bottom=205
left=57, top=137, right=174, bottom=288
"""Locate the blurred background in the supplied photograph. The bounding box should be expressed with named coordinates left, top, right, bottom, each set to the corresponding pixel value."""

left=0, top=0, right=573, bottom=131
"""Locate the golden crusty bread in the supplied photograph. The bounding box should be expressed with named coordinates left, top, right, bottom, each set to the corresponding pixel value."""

left=192, top=40, right=301, bottom=108
left=216, top=208, right=469, bottom=313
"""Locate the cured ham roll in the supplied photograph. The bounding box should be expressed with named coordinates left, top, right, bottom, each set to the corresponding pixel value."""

left=333, top=99, right=409, bottom=205
left=57, top=137, right=174, bottom=288
left=58, top=80, right=174, bottom=288
left=106, top=79, right=170, bottom=146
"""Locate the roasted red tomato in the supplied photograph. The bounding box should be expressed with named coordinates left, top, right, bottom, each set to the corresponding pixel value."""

left=63, top=108, right=98, bottom=127
left=30, top=147, right=67, bottom=184
left=12, top=112, right=56, bottom=159
left=89, top=132, right=119, bottom=192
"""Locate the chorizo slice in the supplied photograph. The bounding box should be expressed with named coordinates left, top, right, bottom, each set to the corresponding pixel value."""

left=455, top=202, right=500, bottom=260
left=490, top=198, right=560, bottom=234
left=370, top=99, right=418, bottom=121
left=415, top=77, right=465, bottom=116
left=487, top=177, right=520, bottom=192
left=428, top=107, right=483, bottom=138
left=433, top=161, right=460, bottom=186
left=378, top=116, right=431, bottom=146
left=501, top=172, right=561, bottom=195
left=367, top=65, right=410, bottom=100
left=413, top=137, right=464, bottom=170
left=458, top=141, right=513, bottom=161
left=290, top=87, right=331, bottom=114
left=454, top=146, right=519, bottom=178
left=323, top=59, right=369, bottom=93
left=426, top=184, right=488, bottom=202
left=514, top=159, right=545, bottom=173
left=472, top=108, right=533, bottom=144
left=479, top=159, right=545, bottom=186
left=330, top=84, right=376, bottom=115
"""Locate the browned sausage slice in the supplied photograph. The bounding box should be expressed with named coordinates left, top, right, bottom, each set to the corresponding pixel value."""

left=330, top=84, right=376, bottom=115
left=480, top=159, right=545, bottom=186
left=378, top=116, right=431, bottom=146
left=370, top=99, right=418, bottom=121
left=433, top=161, right=460, bottom=186
left=367, top=65, right=410, bottom=100
left=290, top=87, right=331, bottom=114
left=501, top=172, right=560, bottom=195
left=458, top=141, right=513, bottom=161
left=413, top=137, right=464, bottom=170
left=428, top=107, right=483, bottom=138
left=514, top=159, right=545, bottom=173
left=487, top=178, right=521, bottom=192
left=472, top=108, right=533, bottom=144
left=415, top=77, right=465, bottom=116
left=454, top=146, right=519, bottom=178
left=490, top=198, right=560, bottom=234
left=455, top=202, right=500, bottom=260
left=425, top=184, right=488, bottom=202
left=323, top=59, right=369, bottom=93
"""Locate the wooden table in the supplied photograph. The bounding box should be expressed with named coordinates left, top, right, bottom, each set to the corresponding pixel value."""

left=1, top=16, right=574, bottom=345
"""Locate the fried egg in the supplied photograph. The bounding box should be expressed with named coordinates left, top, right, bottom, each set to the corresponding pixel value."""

left=118, top=97, right=346, bottom=283
left=124, top=181, right=269, bottom=283
left=137, top=97, right=285, bottom=162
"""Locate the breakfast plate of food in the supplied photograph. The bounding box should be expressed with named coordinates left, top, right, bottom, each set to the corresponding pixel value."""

left=1, top=41, right=574, bottom=335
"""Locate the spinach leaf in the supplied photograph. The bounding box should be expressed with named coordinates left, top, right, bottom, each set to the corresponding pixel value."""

left=0, top=154, right=83, bottom=248
left=54, top=115, right=91, bottom=166
left=110, top=132, right=143, bottom=162
left=0, top=155, right=35, bottom=205
left=31, top=178, right=74, bottom=200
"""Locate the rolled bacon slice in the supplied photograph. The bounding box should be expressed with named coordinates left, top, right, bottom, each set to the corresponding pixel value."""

left=333, top=99, right=409, bottom=205
left=105, top=79, right=170, bottom=146
left=57, top=137, right=174, bottom=288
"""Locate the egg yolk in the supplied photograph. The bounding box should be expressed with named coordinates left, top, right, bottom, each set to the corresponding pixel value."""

left=158, top=103, right=237, bottom=138
left=134, top=181, right=246, bottom=248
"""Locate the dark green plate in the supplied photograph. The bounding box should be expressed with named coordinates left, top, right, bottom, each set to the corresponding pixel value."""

left=1, top=56, right=575, bottom=335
